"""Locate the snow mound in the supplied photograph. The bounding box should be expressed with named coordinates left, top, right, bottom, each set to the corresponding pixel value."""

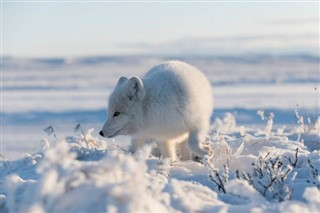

left=2, top=141, right=175, bottom=213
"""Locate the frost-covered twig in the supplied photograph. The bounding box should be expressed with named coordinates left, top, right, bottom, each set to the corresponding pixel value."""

left=209, top=171, right=226, bottom=194
left=43, top=126, right=58, bottom=141
left=295, top=108, right=304, bottom=128
left=257, top=109, right=265, bottom=121
left=307, top=159, right=319, bottom=188
left=205, top=156, right=227, bottom=194
left=252, top=162, right=263, bottom=178
left=252, top=152, right=270, bottom=178
left=269, top=156, right=281, bottom=171
left=257, top=110, right=275, bottom=140
left=258, top=176, right=276, bottom=196
left=281, top=168, right=292, bottom=183
left=223, top=164, right=229, bottom=183
left=284, top=148, right=299, bottom=167
left=242, top=171, right=253, bottom=185
left=307, top=159, right=318, bottom=178
left=265, top=112, right=274, bottom=140
left=74, top=124, right=89, bottom=148
left=236, top=170, right=240, bottom=179
left=294, top=108, right=305, bottom=141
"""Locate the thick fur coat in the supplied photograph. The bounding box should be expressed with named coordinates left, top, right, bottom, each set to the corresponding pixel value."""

left=100, top=61, right=214, bottom=160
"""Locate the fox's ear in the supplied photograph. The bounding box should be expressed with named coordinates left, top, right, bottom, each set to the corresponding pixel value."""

left=117, top=76, right=128, bottom=86
left=126, top=77, right=145, bottom=101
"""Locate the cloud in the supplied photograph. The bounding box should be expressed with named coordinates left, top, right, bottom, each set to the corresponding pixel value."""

left=266, top=17, right=319, bottom=25
left=119, top=33, right=319, bottom=55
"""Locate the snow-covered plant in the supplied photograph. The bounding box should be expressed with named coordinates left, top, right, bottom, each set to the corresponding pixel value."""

left=241, top=153, right=293, bottom=202
left=212, top=113, right=237, bottom=134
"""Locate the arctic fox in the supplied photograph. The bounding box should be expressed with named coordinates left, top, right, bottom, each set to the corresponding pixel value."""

left=99, top=61, right=214, bottom=160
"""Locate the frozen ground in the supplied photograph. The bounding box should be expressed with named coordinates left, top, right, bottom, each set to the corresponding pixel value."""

left=1, top=54, right=319, bottom=212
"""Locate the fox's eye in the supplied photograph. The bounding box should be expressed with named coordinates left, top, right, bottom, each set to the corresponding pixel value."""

left=113, top=112, right=120, bottom=117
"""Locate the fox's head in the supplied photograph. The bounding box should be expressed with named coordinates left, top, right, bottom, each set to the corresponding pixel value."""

left=99, top=76, right=145, bottom=138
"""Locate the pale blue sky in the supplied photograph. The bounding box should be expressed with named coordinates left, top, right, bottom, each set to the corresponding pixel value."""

left=2, top=2, right=319, bottom=57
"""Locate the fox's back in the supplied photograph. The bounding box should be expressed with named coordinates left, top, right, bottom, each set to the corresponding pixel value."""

left=140, top=61, right=213, bottom=139
left=144, top=60, right=213, bottom=110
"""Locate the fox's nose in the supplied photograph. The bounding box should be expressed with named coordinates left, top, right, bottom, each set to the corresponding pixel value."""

left=99, top=131, right=104, bottom=137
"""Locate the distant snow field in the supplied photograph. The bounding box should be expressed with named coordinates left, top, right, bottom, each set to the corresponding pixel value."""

left=1, top=55, right=319, bottom=212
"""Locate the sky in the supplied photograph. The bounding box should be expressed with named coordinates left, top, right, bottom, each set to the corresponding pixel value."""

left=2, top=1, right=319, bottom=57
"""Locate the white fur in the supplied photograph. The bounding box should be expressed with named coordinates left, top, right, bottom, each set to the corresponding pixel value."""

left=100, top=61, right=214, bottom=160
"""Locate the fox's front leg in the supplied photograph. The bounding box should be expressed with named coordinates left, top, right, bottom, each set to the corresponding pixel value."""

left=129, top=137, right=146, bottom=153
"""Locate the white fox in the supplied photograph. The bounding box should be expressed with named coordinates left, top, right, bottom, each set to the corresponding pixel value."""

left=99, top=61, right=213, bottom=160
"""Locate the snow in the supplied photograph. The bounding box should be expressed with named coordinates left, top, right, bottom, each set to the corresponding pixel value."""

left=1, top=114, right=319, bottom=212
left=1, top=55, right=320, bottom=212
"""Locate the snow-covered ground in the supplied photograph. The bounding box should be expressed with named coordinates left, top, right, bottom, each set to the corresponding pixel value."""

left=1, top=54, right=319, bottom=212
